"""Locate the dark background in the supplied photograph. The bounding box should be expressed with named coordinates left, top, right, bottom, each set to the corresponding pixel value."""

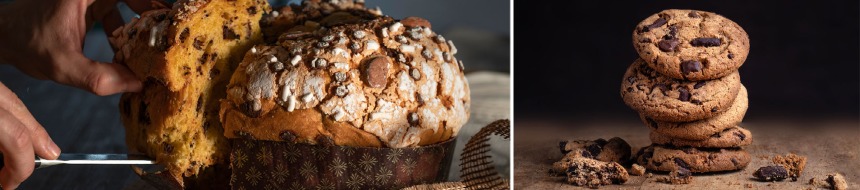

left=514, top=1, right=860, bottom=119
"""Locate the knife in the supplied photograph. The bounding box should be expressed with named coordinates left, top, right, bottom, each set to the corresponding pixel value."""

left=0, top=154, right=156, bottom=169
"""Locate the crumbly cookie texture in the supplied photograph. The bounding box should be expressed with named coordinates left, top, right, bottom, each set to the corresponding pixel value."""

left=633, top=9, right=749, bottom=81
left=559, top=137, right=632, bottom=164
left=772, top=153, right=807, bottom=181
left=621, top=58, right=741, bottom=122
left=220, top=5, right=469, bottom=148
left=555, top=157, right=628, bottom=188
left=650, top=126, right=752, bottom=148
left=111, top=0, right=269, bottom=182
left=628, top=164, right=646, bottom=176
left=657, top=166, right=692, bottom=184
left=641, top=85, right=748, bottom=140
left=635, top=145, right=750, bottom=173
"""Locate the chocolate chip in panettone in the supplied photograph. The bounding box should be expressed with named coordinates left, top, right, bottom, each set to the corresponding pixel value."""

left=401, top=17, right=432, bottom=29
left=196, top=96, right=204, bottom=112
left=313, top=58, right=328, bottom=68
left=279, top=130, right=296, bottom=142
left=179, top=28, right=190, bottom=43
left=193, top=37, right=204, bottom=50
left=270, top=61, right=285, bottom=72
left=222, top=26, right=239, bottom=40
left=163, top=143, right=173, bottom=153
left=246, top=6, right=257, bottom=15
left=349, top=42, right=361, bottom=51
left=316, top=41, right=329, bottom=48
left=333, top=72, right=348, bottom=82
left=363, top=56, right=390, bottom=88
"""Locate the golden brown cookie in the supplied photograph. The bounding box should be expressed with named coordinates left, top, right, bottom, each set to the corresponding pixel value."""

left=641, top=85, right=748, bottom=140
left=650, top=126, right=752, bottom=148
left=633, top=9, right=749, bottom=81
left=635, top=145, right=750, bottom=173
left=621, top=58, right=741, bottom=122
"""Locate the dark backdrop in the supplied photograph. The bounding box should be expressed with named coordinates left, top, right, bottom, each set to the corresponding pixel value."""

left=514, top=1, right=860, bottom=118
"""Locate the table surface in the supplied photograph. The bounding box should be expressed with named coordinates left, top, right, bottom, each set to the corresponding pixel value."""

left=514, top=117, right=860, bottom=190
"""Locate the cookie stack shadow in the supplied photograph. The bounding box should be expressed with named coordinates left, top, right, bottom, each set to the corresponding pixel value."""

left=620, top=9, right=752, bottom=178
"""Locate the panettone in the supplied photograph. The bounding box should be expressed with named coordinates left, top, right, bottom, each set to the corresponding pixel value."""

left=219, top=0, right=470, bottom=148
left=110, top=0, right=269, bottom=185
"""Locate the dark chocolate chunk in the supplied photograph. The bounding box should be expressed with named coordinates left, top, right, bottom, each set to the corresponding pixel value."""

left=586, top=143, right=603, bottom=156
left=658, top=39, right=680, bottom=52
left=690, top=99, right=702, bottom=105
left=727, top=53, right=735, bottom=59
left=415, top=93, right=424, bottom=105
left=665, top=26, right=679, bottom=39
left=594, top=138, right=608, bottom=146
left=691, top=38, right=722, bottom=47
left=199, top=53, right=210, bottom=64
left=711, top=107, right=718, bottom=112
left=210, top=68, right=220, bottom=77
left=734, top=131, right=746, bottom=141
left=222, top=26, right=239, bottom=40
left=408, top=112, right=420, bottom=126
left=179, top=28, right=190, bottom=43
left=681, top=60, right=703, bottom=74
left=580, top=150, right=593, bottom=158
left=693, top=81, right=706, bottom=89
left=627, top=76, right=636, bottom=84
left=639, top=38, right=651, bottom=43
left=681, top=147, right=697, bottom=154
left=731, top=158, right=740, bottom=167
left=652, top=83, right=670, bottom=96
left=639, top=17, right=668, bottom=33
left=279, top=131, right=296, bottom=142
left=363, top=57, right=390, bottom=88
left=711, top=132, right=722, bottom=138
left=753, top=166, right=788, bottom=181
left=559, top=141, right=569, bottom=154
left=646, top=118, right=658, bottom=128
left=674, top=158, right=689, bottom=169
left=678, top=87, right=691, bottom=102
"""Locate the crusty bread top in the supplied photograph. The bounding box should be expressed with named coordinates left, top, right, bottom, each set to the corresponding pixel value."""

left=221, top=2, right=469, bottom=148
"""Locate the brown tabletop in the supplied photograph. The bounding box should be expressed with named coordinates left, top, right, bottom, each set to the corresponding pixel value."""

left=514, top=117, right=859, bottom=189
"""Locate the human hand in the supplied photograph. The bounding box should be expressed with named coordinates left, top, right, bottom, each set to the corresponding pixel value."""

left=0, top=82, right=60, bottom=190
left=0, top=0, right=146, bottom=96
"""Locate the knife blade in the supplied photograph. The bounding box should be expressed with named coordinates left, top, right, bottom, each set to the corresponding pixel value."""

left=0, top=154, right=156, bottom=169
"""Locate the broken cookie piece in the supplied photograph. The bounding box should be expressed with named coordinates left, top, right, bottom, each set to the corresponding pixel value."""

left=559, top=157, right=629, bottom=188
left=666, top=166, right=693, bottom=184
left=753, top=165, right=788, bottom=181
left=772, top=153, right=806, bottom=181
left=550, top=149, right=593, bottom=174
left=559, top=137, right=632, bottom=164
left=629, top=163, right=646, bottom=176
left=809, top=173, right=848, bottom=190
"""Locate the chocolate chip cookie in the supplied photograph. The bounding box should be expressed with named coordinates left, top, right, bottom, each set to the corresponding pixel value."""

left=650, top=126, right=752, bottom=148
left=555, top=156, right=629, bottom=188
left=559, top=137, right=632, bottom=164
left=633, top=9, right=749, bottom=81
left=635, top=145, right=750, bottom=173
left=621, top=58, right=741, bottom=122
left=640, top=85, right=748, bottom=140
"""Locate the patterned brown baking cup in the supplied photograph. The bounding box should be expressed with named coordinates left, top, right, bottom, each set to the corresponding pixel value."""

left=132, top=162, right=231, bottom=190
left=229, top=138, right=456, bottom=190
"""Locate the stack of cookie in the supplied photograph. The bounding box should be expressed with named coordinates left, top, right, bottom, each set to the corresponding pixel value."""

left=620, top=9, right=752, bottom=178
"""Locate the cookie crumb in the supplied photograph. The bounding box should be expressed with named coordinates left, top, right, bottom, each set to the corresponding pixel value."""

left=753, top=165, right=788, bottom=181
left=827, top=173, right=848, bottom=190
left=629, top=163, right=646, bottom=176
left=555, top=157, right=628, bottom=188
left=772, top=153, right=806, bottom=181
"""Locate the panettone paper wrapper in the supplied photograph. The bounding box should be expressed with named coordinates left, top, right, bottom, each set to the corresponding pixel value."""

left=229, top=138, right=456, bottom=189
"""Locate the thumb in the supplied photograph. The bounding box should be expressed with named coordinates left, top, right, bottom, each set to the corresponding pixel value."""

left=55, top=54, right=142, bottom=96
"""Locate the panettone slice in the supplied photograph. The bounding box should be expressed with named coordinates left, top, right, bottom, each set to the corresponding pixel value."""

left=110, top=0, right=270, bottom=186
